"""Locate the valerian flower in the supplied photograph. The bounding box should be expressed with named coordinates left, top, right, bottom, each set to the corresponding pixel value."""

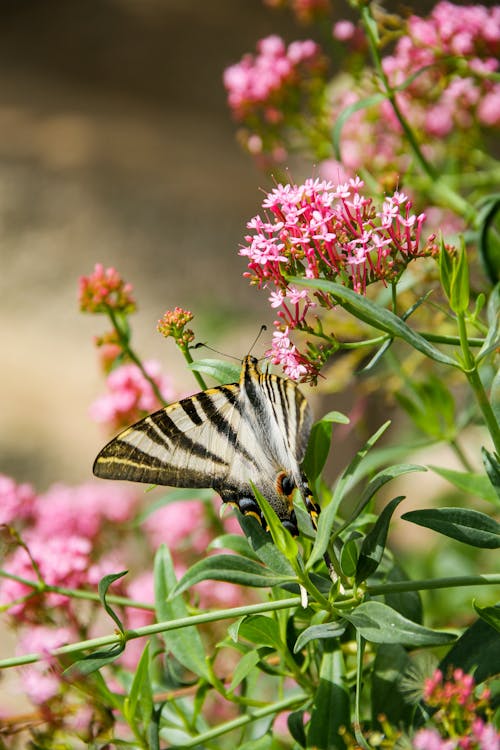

left=241, top=176, right=430, bottom=380
left=79, top=263, right=136, bottom=315
left=157, top=307, right=195, bottom=348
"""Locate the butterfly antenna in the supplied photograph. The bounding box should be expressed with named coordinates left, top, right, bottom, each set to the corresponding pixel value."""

left=192, top=341, right=240, bottom=361
left=248, top=324, right=267, bottom=355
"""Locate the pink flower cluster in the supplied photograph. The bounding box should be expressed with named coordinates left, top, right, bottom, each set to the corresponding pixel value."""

left=0, top=478, right=140, bottom=619
left=382, top=2, right=500, bottom=135
left=89, top=359, right=175, bottom=431
left=223, top=35, right=326, bottom=161
left=413, top=668, right=500, bottom=750
left=79, top=263, right=136, bottom=315
left=241, top=176, right=428, bottom=379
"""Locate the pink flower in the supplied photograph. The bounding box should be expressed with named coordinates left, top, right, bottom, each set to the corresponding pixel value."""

left=0, top=474, right=37, bottom=526
left=143, top=499, right=212, bottom=553
left=413, top=728, right=455, bottom=750
left=120, top=572, right=155, bottom=670
left=33, top=482, right=140, bottom=540
left=90, top=359, right=175, bottom=431
left=0, top=535, right=93, bottom=618
left=18, top=625, right=76, bottom=705
left=79, top=263, right=136, bottom=314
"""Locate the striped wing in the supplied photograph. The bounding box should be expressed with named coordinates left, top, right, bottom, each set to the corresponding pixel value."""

left=93, top=384, right=246, bottom=489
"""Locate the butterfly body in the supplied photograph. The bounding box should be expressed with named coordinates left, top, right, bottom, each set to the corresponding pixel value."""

left=93, top=356, right=319, bottom=534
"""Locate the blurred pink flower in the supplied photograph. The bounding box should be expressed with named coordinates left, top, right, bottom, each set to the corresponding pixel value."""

left=413, top=728, right=455, bottom=750
left=79, top=263, right=136, bottom=315
left=33, top=482, right=140, bottom=540
left=18, top=625, right=76, bottom=705
left=143, top=500, right=212, bottom=553
left=90, top=359, right=175, bottom=431
left=0, top=535, right=92, bottom=617
left=0, top=474, right=37, bottom=526
left=120, top=572, right=155, bottom=670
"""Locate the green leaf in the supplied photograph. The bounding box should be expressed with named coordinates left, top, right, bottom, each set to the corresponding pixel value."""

left=450, top=241, right=470, bottom=313
left=209, top=533, right=259, bottom=559
left=356, top=497, right=405, bottom=584
left=371, top=644, right=414, bottom=726
left=171, top=554, right=295, bottom=595
left=478, top=283, right=499, bottom=360
left=430, top=464, right=500, bottom=505
left=302, top=411, right=349, bottom=481
left=251, top=483, right=299, bottom=560
left=124, top=641, right=153, bottom=730
left=473, top=602, right=500, bottom=633
left=188, top=358, right=241, bottom=384
left=396, top=377, right=455, bottom=441
left=439, top=615, right=500, bottom=683
left=384, top=565, right=423, bottom=624
left=239, top=514, right=296, bottom=577
left=401, top=507, right=500, bottom=548
left=238, top=615, right=283, bottom=649
left=154, top=545, right=210, bottom=680
left=307, top=647, right=350, bottom=749
left=307, top=422, right=392, bottom=570
left=477, top=195, right=500, bottom=285
left=294, top=623, right=346, bottom=653
left=64, top=643, right=125, bottom=678
left=344, top=465, right=423, bottom=534
left=343, top=601, right=456, bottom=646
left=289, top=277, right=459, bottom=367
left=228, top=650, right=260, bottom=692
left=287, top=711, right=308, bottom=748
left=340, top=538, right=358, bottom=578
left=99, top=570, right=128, bottom=634
left=482, top=448, right=500, bottom=502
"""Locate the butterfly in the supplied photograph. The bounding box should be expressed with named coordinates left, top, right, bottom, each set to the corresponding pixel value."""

left=93, top=355, right=320, bottom=535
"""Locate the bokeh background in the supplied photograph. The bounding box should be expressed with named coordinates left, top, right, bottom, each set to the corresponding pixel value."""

left=0, top=0, right=315, bottom=490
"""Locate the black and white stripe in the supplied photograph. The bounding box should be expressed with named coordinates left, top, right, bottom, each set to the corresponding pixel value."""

left=93, top=356, right=318, bottom=534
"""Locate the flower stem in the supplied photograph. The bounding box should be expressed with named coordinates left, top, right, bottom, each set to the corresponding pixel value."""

left=457, top=311, right=500, bottom=452
left=365, top=573, right=500, bottom=597
left=107, top=307, right=168, bottom=406
left=177, top=342, right=208, bottom=391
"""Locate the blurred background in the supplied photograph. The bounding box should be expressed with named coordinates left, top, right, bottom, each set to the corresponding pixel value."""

left=0, top=0, right=313, bottom=489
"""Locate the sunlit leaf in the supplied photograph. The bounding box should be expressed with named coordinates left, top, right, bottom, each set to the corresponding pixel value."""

left=343, top=601, right=455, bottom=646
left=401, top=507, right=500, bottom=548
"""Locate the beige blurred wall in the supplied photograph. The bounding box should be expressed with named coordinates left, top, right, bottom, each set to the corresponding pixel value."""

left=0, top=0, right=304, bottom=489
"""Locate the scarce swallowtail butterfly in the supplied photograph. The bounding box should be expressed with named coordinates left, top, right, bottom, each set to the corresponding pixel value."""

left=93, top=355, right=320, bottom=535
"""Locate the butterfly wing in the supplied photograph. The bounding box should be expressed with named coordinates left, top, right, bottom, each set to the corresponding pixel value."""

left=93, top=384, right=244, bottom=489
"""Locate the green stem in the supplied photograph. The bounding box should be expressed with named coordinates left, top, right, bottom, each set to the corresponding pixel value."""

left=0, top=570, right=155, bottom=611
left=174, top=694, right=308, bottom=748
left=458, top=312, right=500, bottom=452
left=107, top=307, right=168, bottom=407
left=364, top=573, right=500, bottom=597
left=450, top=438, right=474, bottom=472
left=336, top=333, right=484, bottom=351
left=0, top=596, right=302, bottom=670
left=178, top=342, right=208, bottom=391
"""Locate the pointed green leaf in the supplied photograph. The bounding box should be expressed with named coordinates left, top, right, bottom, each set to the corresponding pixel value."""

left=450, top=241, right=470, bottom=313
left=473, top=602, right=500, bottom=633
left=340, top=538, right=358, bottom=578
left=371, top=644, right=414, bottom=726
left=439, top=616, right=500, bottom=683
left=477, top=196, right=500, bottom=285
left=171, top=554, right=295, bottom=595
left=307, top=648, right=349, bottom=749
left=356, top=497, right=405, bottom=584
left=154, top=545, right=210, bottom=680
left=384, top=565, right=423, bottom=624
left=331, top=92, right=385, bottom=160
left=188, top=358, right=240, bottom=384
left=401, top=507, right=500, bottom=548
left=482, top=448, right=500, bottom=502
left=302, top=411, right=349, bottom=481
left=99, top=570, right=128, bottom=634
left=228, top=650, right=260, bottom=692
left=307, top=422, right=392, bottom=570
left=430, top=465, right=500, bottom=504
left=289, top=277, right=458, bottom=367
left=343, top=601, right=456, bottom=646
left=239, top=514, right=296, bottom=576
left=251, top=483, right=299, bottom=560
left=287, top=710, right=308, bottom=748
left=209, top=533, right=259, bottom=559
left=238, top=615, right=283, bottom=649
left=64, top=643, right=125, bottom=678
left=125, top=641, right=153, bottom=728
left=294, top=623, right=346, bottom=653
